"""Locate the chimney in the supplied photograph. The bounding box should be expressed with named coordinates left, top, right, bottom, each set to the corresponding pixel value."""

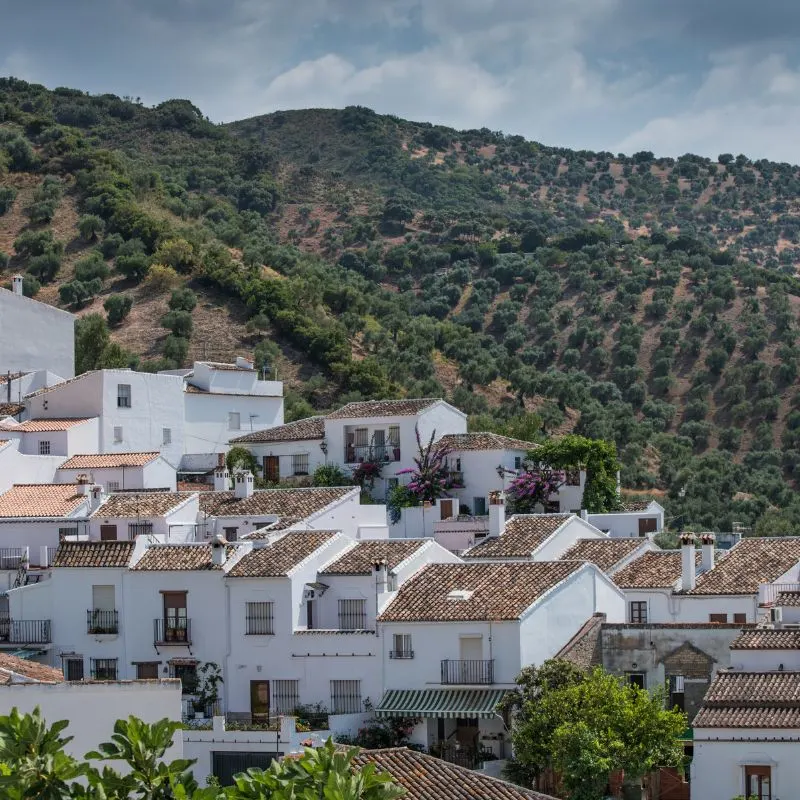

left=89, top=485, right=104, bottom=511
left=213, top=467, right=230, bottom=492
left=234, top=470, right=254, bottom=500
left=680, top=533, right=696, bottom=592
left=76, top=474, right=92, bottom=496
left=11, top=275, right=23, bottom=296
left=488, top=490, right=505, bottom=537
left=211, top=534, right=227, bottom=566
left=235, top=356, right=254, bottom=370
left=700, top=532, right=715, bottom=573
left=373, top=559, right=388, bottom=594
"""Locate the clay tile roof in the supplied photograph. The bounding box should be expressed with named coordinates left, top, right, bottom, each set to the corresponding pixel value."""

left=621, top=500, right=655, bottom=512
left=462, top=514, right=572, bottom=560
left=51, top=540, right=136, bottom=568
left=131, top=543, right=237, bottom=571
left=326, top=398, right=441, bottom=420
left=378, top=561, right=584, bottom=622
left=24, top=372, right=96, bottom=399
left=0, top=484, right=88, bottom=518
left=0, top=372, right=25, bottom=384
left=559, top=538, right=646, bottom=572
left=199, top=361, right=252, bottom=371
left=613, top=550, right=700, bottom=589
left=229, top=416, right=325, bottom=444
left=731, top=629, right=800, bottom=650
left=777, top=590, right=800, bottom=607
left=351, top=748, right=557, bottom=800
left=0, top=653, right=65, bottom=684
left=320, top=539, right=430, bottom=575
left=60, top=452, right=160, bottom=469
left=227, top=532, right=338, bottom=577
left=0, top=417, right=92, bottom=432
left=554, top=613, right=606, bottom=670
left=688, top=537, right=800, bottom=595
left=694, top=671, right=800, bottom=728
left=92, top=492, right=193, bottom=518
left=437, top=432, right=537, bottom=451
left=198, top=486, right=355, bottom=518
left=0, top=403, right=24, bottom=417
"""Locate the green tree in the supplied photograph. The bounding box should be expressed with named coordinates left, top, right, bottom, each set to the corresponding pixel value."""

left=312, top=463, right=351, bottom=487
left=161, top=309, right=193, bottom=338
left=75, top=313, right=111, bottom=374
left=154, top=237, right=196, bottom=273
left=0, top=186, right=17, bottom=215
left=226, top=446, right=260, bottom=477
left=104, top=294, right=133, bottom=326
left=78, top=214, right=105, bottom=241
left=169, top=287, right=198, bottom=312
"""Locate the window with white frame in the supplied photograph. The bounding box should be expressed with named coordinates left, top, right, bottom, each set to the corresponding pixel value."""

left=228, top=412, right=241, bottom=431
left=117, top=384, right=131, bottom=408
left=106, top=481, right=120, bottom=492
left=272, top=680, right=300, bottom=714
left=162, top=428, right=171, bottom=445
left=391, top=633, right=413, bottom=658
left=292, top=453, right=309, bottom=476
left=246, top=601, right=274, bottom=635
left=338, top=599, right=367, bottom=630
left=113, top=426, right=123, bottom=443
left=330, top=679, right=361, bottom=714
left=38, top=440, right=51, bottom=455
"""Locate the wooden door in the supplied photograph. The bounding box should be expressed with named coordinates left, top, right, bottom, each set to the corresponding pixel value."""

left=440, top=499, right=453, bottom=520
left=658, top=767, right=690, bottom=800
left=745, top=765, right=771, bottom=800
left=262, top=456, right=279, bottom=483
left=100, top=525, right=118, bottom=541
left=639, top=517, right=658, bottom=536
left=250, top=680, right=270, bottom=720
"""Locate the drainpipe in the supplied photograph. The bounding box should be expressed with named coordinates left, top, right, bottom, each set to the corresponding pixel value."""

left=223, top=578, right=232, bottom=715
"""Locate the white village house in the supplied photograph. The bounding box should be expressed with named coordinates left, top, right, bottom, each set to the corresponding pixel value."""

left=56, top=451, right=177, bottom=491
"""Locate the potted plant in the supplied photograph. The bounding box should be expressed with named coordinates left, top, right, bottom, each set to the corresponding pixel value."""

left=193, top=661, right=223, bottom=718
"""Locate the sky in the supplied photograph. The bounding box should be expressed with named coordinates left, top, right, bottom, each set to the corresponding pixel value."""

left=3, top=0, right=800, bottom=162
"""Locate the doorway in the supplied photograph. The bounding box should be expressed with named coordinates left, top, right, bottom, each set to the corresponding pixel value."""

left=263, top=456, right=279, bottom=483
left=638, top=517, right=658, bottom=536
left=440, top=499, right=454, bottom=520
left=250, top=680, right=270, bottom=720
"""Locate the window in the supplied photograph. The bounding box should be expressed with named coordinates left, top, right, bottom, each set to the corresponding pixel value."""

left=106, top=481, right=120, bottom=492
left=171, top=662, right=198, bottom=694
left=58, top=526, right=78, bottom=540
left=331, top=679, right=361, bottom=714
left=228, top=412, right=241, bottom=431
left=246, top=601, right=274, bottom=635
left=163, top=591, right=188, bottom=641
left=514, top=456, right=522, bottom=470
left=391, top=633, right=413, bottom=658
left=292, top=453, right=309, bottom=476
left=100, top=524, right=118, bottom=541
left=91, top=658, right=118, bottom=680
left=734, top=613, right=747, bottom=624
left=627, top=673, right=645, bottom=689
left=113, top=426, right=123, bottom=443
left=544, top=500, right=560, bottom=512
left=37, top=439, right=52, bottom=455
left=117, top=384, right=131, bottom=408
left=629, top=601, right=648, bottom=623
left=162, top=428, right=171, bottom=445
left=668, top=675, right=685, bottom=711
left=454, top=457, right=462, bottom=472
left=709, top=613, right=728, bottom=623
left=566, top=469, right=581, bottom=486
left=223, top=526, right=239, bottom=542
left=388, top=426, right=400, bottom=460
left=63, top=656, right=84, bottom=681
left=272, top=679, right=300, bottom=714
left=135, top=662, right=159, bottom=680
left=387, top=572, right=398, bottom=591
left=473, top=497, right=487, bottom=516
left=128, top=522, right=153, bottom=538
left=387, top=477, right=399, bottom=491
left=338, top=599, right=367, bottom=630
left=744, top=765, right=771, bottom=800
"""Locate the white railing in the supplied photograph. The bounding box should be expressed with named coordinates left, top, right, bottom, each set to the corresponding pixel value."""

left=758, top=582, right=800, bottom=607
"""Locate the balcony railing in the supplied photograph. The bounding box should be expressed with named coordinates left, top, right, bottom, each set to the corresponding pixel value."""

left=389, top=649, right=415, bottom=659
left=431, top=741, right=495, bottom=770
left=9, top=620, right=51, bottom=644
left=0, top=548, right=26, bottom=570
left=153, top=618, right=192, bottom=645
left=344, top=444, right=401, bottom=464
left=87, top=609, right=119, bottom=635
left=759, top=582, right=800, bottom=607
left=440, top=659, right=495, bottom=685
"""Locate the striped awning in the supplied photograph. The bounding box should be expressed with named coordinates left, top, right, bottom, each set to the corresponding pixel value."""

left=375, top=688, right=509, bottom=719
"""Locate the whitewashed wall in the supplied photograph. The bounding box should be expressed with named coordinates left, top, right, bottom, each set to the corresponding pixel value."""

left=587, top=505, right=664, bottom=537
left=89, top=495, right=199, bottom=542
left=239, top=439, right=325, bottom=482
left=0, top=442, right=64, bottom=492
left=57, top=457, right=177, bottom=491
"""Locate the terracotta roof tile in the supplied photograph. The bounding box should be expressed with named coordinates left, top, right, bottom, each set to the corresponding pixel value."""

left=730, top=629, right=800, bottom=650
left=621, top=501, right=655, bottom=512
left=177, top=481, right=213, bottom=492
left=0, top=653, right=64, bottom=684
left=0, top=484, right=88, bottom=518
left=688, top=537, right=800, bottom=595
left=0, top=417, right=92, bottom=432
left=0, top=403, right=24, bottom=417
left=437, top=432, right=537, bottom=451
left=695, top=671, right=800, bottom=728
left=0, top=372, right=25, bottom=384
left=51, top=541, right=136, bottom=568
left=199, top=487, right=356, bottom=519
left=378, top=561, right=585, bottom=622
left=60, top=452, right=160, bottom=469
left=198, top=361, right=252, bottom=371
left=242, top=518, right=304, bottom=538
left=462, top=514, right=572, bottom=560
left=559, top=538, right=646, bottom=572
left=555, top=613, right=606, bottom=670
left=92, top=492, right=194, bottom=518
left=613, top=550, right=700, bottom=589
left=227, top=532, right=338, bottom=577
left=320, top=540, right=430, bottom=575
left=229, top=416, right=325, bottom=444
left=351, top=748, right=556, bottom=800
left=777, top=590, right=800, bottom=607
left=132, top=543, right=237, bottom=571
left=326, top=398, right=441, bottom=419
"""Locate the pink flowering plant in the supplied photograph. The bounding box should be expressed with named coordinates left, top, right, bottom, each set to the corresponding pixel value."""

left=397, top=426, right=463, bottom=503
left=507, top=466, right=566, bottom=513
left=351, top=459, right=383, bottom=490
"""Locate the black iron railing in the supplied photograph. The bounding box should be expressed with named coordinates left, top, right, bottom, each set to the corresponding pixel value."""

left=87, top=609, right=119, bottom=635
left=10, top=620, right=51, bottom=644
left=440, top=659, right=495, bottom=685
left=0, top=548, right=25, bottom=569
left=344, top=445, right=401, bottom=464
left=389, top=649, right=415, bottom=659
left=154, top=618, right=191, bottom=645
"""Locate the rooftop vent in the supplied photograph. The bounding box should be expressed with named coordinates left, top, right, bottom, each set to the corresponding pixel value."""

left=447, top=589, right=474, bottom=601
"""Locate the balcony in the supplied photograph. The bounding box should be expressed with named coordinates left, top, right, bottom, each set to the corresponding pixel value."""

left=0, top=548, right=26, bottom=570
left=87, top=609, right=119, bottom=635
left=154, top=618, right=192, bottom=646
left=344, top=444, right=401, bottom=464
left=389, top=649, right=415, bottom=659
left=440, top=659, right=495, bottom=685
left=7, top=620, right=51, bottom=644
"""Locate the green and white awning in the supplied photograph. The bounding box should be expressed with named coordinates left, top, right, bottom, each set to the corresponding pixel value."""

left=375, top=688, right=509, bottom=719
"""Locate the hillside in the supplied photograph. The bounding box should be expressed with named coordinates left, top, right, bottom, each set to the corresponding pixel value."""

left=2, top=78, right=800, bottom=532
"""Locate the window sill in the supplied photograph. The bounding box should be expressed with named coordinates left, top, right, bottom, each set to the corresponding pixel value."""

left=245, top=632, right=275, bottom=636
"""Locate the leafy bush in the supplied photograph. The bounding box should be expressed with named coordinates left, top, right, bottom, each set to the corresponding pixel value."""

left=27, top=250, right=62, bottom=282
left=78, top=213, right=105, bottom=241
left=74, top=252, right=110, bottom=282
left=0, top=186, right=17, bottom=214
left=104, top=294, right=133, bottom=326
left=59, top=278, right=102, bottom=307
left=168, top=287, right=197, bottom=312
left=161, top=309, right=193, bottom=337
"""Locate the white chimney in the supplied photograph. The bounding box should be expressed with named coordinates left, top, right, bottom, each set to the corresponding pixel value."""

left=213, top=467, right=230, bottom=492
left=488, top=491, right=505, bottom=537
left=12, top=275, right=23, bottom=296
left=234, top=470, right=254, bottom=500
left=235, top=356, right=254, bottom=370
left=373, top=559, right=388, bottom=594
left=76, top=474, right=92, bottom=496
left=211, top=534, right=227, bottom=566
left=700, top=532, right=715, bottom=573
left=89, top=485, right=104, bottom=511
left=680, top=533, right=696, bottom=592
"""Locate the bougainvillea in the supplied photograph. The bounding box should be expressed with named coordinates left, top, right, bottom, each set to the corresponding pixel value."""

left=507, top=467, right=566, bottom=513
left=397, top=426, right=462, bottom=503
left=351, top=459, right=383, bottom=490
